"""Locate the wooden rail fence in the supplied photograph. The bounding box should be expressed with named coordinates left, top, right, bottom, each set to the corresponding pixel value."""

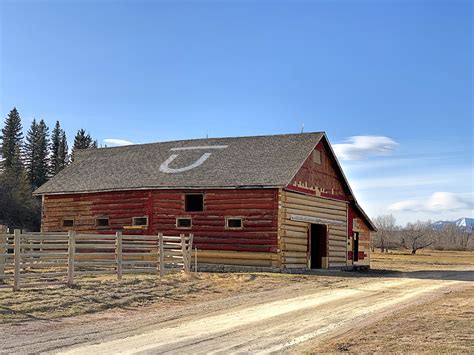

left=0, top=230, right=193, bottom=291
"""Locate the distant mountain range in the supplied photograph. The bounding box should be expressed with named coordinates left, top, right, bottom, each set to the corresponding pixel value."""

left=432, top=217, right=474, bottom=232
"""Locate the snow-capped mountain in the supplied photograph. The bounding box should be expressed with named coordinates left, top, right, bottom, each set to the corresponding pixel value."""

left=432, top=218, right=474, bottom=232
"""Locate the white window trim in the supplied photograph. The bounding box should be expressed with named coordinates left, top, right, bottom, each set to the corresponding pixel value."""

left=132, top=216, right=149, bottom=227
left=176, top=217, right=193, bottom=229
left=225, top=217, right=243, bottom=229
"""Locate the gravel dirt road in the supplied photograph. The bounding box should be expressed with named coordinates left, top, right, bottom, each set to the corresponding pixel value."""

left=2, top=269, right=471, bottom=354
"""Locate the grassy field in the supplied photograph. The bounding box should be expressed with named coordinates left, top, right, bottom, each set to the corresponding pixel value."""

left=370, top=249, right=474, bottom=272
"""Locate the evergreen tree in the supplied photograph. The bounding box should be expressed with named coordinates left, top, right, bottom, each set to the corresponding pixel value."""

left=71, top=128, right=95, bottom=161
left=0, top=107, right=41, bottom=231
left=24, top=119, right=50, bottom=188
left=1, top=107, right=23, bottom=174
left=58, top=130, right=69, bottom=170
left=50, top=121, right=69, bottom=175
left=24, top=118, right=39, bottom=182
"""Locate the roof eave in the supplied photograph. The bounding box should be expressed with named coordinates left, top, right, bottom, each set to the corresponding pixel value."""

left=33, top=184, right=285, bottom=196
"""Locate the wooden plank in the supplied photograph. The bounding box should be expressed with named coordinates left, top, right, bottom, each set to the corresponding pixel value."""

left=195, top=250, right=278, bottom=261
left=0, top=234, right=6, bottom=279
left=159, top=233, right=164, bottom=277
left=116, top=231, right=122, bottom=281
left=67, top=230, right=75, bottom=286
left=13, top=230, right=20, bottom=291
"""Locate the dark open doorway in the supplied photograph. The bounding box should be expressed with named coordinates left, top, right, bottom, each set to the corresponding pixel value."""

left=353, top=232, right=359, bottom=262
left=309, top=224, right=328, bottom=269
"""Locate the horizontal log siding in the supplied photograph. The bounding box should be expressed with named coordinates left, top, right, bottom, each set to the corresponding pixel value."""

left=42, top=189, right=279, bottom=268
left=288, top=141, right=347, bottom=197
left=42, top=192, right=149, bottom=235
left=279, top=190, right=348, bottom=269
left=151, top=189, right=279, bottom=267
left=347, top=205, right=371, bottom=267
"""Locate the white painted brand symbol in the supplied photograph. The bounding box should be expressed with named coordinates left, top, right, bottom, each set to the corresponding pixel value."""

left=159, top=145, right=228, bottom=174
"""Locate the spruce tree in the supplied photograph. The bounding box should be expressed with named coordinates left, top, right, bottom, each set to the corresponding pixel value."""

left=1, top=107, right=24, bottom=174
left=71, top=128, right=95, bottom=161
left=58, top=130, right=69, bottom=170
left=50, top=121, right=69, bottom=175
left=24, top=119, right=50, bottom=188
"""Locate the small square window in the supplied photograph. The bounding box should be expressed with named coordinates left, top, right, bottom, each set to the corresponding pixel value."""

left=176, top=217, right=192, bottom=228
left=226, top=217, right=243, bottom=229
left=185, top=194, right=204, bottom=212
left=313, top=150, right=321, bottom=164
left=96, top=218, right=109, bottom=227
left=62, top=219, right=74, bottom=228
left=133, top=216, right=148, bottom=226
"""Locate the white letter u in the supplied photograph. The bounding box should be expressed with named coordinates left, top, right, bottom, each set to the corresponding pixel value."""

left=159, top=153, right=212, bottom=174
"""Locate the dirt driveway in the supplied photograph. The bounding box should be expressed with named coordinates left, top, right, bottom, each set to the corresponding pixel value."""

left=1, top=269, right=472, bottom=354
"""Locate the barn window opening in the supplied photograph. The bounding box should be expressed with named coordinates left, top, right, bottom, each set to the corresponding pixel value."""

left=185, top=194, right=204, bottom=212
left=62, top=219, right=74, bottom=228
left=313, top=150, right=321, bottom=164
left=176, top=217, right=192, bottom=228
left=132, top=216, right=148, bottom=226
left=226, top=217, right=243, bottom=229
left=96, top=218, right=109, bottom=227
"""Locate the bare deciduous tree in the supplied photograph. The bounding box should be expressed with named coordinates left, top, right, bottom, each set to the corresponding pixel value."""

left=373, top=214, right=397, bottom=252
left=403, top=221, right=434, bottom=254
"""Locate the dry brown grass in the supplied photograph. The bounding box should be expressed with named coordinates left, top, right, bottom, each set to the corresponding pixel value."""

left=0, top=272, right=339, bottom=323
left=315, top=250, right=474, bottom=353
left=317, top=285, right=474, bottom=353
left=371, top=249, right=474, bottom=272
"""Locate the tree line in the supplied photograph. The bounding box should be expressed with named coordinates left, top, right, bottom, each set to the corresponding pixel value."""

left=372, top=215, right=473, bottom=253
left=0, top=107, right=97, bottom=230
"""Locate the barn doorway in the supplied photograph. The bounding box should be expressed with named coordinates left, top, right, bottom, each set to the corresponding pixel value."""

left=309, top=224, right=328, bottom=269
left=353, top=232, right=359, bottom=262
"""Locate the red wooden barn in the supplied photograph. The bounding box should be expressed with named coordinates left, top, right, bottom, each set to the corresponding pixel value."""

left=34, top=132, right=376, bottom=271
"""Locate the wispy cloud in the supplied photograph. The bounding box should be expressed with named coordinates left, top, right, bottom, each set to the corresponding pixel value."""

left=389, top=192, right=474, bottom=213
left=103, top=138, right=134, bottom=147
left=333, top=135, right=398, bottom=160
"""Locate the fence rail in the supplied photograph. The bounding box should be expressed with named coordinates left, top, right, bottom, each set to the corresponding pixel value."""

left=0, top=230, right=194, bottom=291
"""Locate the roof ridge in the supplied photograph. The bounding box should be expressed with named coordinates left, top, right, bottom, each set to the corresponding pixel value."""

left=94, top=131, right=326, bottom=151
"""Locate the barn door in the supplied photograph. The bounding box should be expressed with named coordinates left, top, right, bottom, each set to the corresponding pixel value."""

left=353, top=232, right=359, bottom=262
left=309, top=224, right=328, bottom=269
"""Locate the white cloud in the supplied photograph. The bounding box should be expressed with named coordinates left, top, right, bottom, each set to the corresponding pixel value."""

left=389, top=192, right=474, bottom=213
left=333, top=135, right=398, bottom=160
left=103, top=139, right=134, bottom=147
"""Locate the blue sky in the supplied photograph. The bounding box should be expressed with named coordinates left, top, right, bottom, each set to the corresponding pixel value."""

left=1, top=0, right=472, bottom=224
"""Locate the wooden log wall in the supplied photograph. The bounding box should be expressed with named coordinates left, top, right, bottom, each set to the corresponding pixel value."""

left=347, top=205, right=371, bottom=267
left=42, top=188, right=279, bottom=268
left=287, top=141, right=347, bottom=197
left=279, top=190, right=348, bottom=269
left=150, top=189, right=279, bottom=268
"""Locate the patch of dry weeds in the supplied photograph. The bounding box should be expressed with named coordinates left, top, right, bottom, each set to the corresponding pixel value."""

left=0, top=272, right=342, bottom=323
left=315, top=284, right=474, bottom=353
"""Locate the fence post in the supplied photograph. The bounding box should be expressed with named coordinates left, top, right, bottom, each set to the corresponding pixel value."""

left=194, top=247, right=197, bottom=273
left=158, top=233, right=164, bottom=277
left=0, top=232, right=5, bottom=280
left=180, top=234, right=188, bottom=273
left=116, top=231, right=123, bottom=281
left=67, top=230, right=76, bottom=286
left=188, top=234, right=193, bottom=272
left=13, top=229, right=21, bottom=291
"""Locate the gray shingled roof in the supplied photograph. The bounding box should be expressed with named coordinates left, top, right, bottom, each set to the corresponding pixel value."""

left=34, top=132, right=324, bottom=195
